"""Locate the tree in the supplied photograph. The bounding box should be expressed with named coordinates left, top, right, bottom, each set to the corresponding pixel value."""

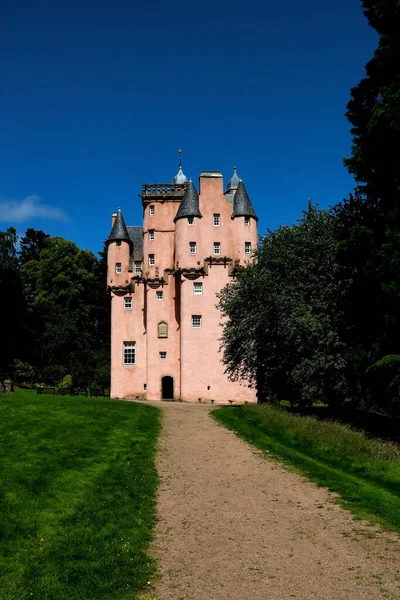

left=21, top=237, right=100, bottom=377
left=332, top=0, right=400, bottom=411
left=218, top=202, right=347, bottom=407
left=0, top=228, right=24, bottom=375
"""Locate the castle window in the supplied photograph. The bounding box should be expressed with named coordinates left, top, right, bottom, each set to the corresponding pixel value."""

left=116, top=262, right=122, bottom=274
left=135, top=261, right=142, bottom=275
left=245, top=216, right=250, bottom=226
left=245, top=242, right=251, bottom=255
left=188, top=217, right=194, bottom=225
left=213, top=213, right=220, bottom=226
left=213, top=242, right=221, bottom=255
left=192, top=315, right=202, bottom=328
left=149, top=254, right=155, bottom=265
left=124, top=297, right=132, bottom=310
left=159, top=351, right=167, bottom=360
left=189, top=241, right=196, bottom=254
left=148, top=229, right=155, bottom=241
left=193, top=282, right=203, bottom=295
left=149, top=205, right=155, bottom=216
left=123, top=342, right=136, bottom=365
left=158, top=321, right=168, bottom=338
left=116, top=240, right=122, bottom=246
left=156, top=290, right=163, bottom=300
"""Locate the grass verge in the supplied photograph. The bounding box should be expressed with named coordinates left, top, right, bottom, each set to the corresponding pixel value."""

left=0, top=389, right=160, bottom=600
left=213, top=404, right=400, bottom=533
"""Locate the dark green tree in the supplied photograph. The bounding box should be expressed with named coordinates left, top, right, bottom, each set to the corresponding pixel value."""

left=21, top=237, right=99, bottom=380
left=0, top=228, right=24, bottom=375
left=218, top=203, right=347, bottom=407
left=332, top=0, right=400, bottom=411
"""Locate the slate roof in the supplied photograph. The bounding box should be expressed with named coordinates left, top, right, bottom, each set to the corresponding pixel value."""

left=107, top=209, right=132, bottom=245
left=127, top=226, right=143, bottom=259
left=231, top=180, right=258, bottom=221
left=174, top=180, right=202, bottom=222
left=225, top=166, right=240, bottom=192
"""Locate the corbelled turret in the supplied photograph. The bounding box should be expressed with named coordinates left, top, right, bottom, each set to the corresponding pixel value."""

left=231, top=180, right=258, bottom=221
left=174, top=179, right=202, bottom=222
left=107, top=208, right=132, bottom=247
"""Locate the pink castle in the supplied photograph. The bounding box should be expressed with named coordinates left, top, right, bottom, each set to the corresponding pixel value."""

left=106, top=164, right=258, bottom=403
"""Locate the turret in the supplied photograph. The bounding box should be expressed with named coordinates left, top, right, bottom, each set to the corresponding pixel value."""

left=174, top=179, right=202, bottom=269
left=106, top=208, right=132, bottom=287
left=231, top=180, right=258, bottom=264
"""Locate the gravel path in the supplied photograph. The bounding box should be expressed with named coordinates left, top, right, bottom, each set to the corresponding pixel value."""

left=147, top=402, right=400, bottom=600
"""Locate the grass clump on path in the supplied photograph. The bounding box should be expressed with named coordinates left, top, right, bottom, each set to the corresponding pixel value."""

left=0, top=389, right=160, bottom=600
left=213, top=403, right=400, bottom=532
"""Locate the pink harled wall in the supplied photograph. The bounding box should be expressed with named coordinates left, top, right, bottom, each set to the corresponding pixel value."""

left=178, top=172, right=257, bottom=404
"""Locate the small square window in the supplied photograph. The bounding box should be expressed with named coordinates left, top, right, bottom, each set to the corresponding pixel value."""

left=123, top=341, right=136, bottom=365
left=213, top=213, right=220, bottom=226
left=193, top=282, right=203, bottom=295
left=213, top=242, right=221, bottom=255
left=245, top=242, right=251, bottom=255
left=244, top=216, right=250, bottom=226
left=156, top=290, right=163, bottom=300
left=189, top=241, right=196, bottom=254
left=159, top=351, right=167, bottom=360
left=148, top=229, right=155, bottom=241
left=149, top=205, right=155, bottom=216
left=188, top=217, right=194, bottom=225
left=116, top=262, right=122, bottom=274
left=149, top=254, right=155, bottom=265
left=192, top=315, right=202, bottom=328
left=116, top=240, right=122, bottom=247
left=135, top=261, right=142, bottom=275
left=124, top=297, right=132, bottom=310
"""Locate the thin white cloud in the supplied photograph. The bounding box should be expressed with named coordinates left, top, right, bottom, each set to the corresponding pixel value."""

left=0, top=195, right=69, bottom=223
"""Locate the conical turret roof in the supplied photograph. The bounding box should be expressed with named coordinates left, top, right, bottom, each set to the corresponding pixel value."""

left=107, top=209, right=132, bottom=245
left=174, top=180, right=202, bottom=222
left=232, top=180, right=258, bottom=220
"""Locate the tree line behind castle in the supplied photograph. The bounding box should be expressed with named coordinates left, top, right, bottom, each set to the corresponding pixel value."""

left=0, top=229, right=110, bottom=391
left=1, top=0, right=399, bottom=414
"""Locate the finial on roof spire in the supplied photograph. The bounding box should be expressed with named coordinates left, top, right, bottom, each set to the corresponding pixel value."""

left=173, top=149, right=189, bottom=184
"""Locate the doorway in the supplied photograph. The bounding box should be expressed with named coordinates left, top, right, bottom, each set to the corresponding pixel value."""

left=161, top=376, right=174, bottom=400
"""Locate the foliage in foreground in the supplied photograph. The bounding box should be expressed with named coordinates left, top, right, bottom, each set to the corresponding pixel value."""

left=0, top=390, right=160, bottom=600
left=213, top=404, right=400, bottom=532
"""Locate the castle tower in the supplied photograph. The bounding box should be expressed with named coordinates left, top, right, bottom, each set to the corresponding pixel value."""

left=231, top=179, right=258, bottom=264
left=107, top=163, right=258, bottom=404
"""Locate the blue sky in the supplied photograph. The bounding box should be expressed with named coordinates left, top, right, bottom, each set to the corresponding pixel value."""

left=0, top=0, right=377, bottom=254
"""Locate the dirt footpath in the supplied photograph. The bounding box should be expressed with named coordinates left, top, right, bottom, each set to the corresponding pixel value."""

left=147, top=402, right=400, bottom=600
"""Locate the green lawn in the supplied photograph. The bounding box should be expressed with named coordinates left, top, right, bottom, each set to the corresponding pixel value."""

left=0, top=389, right=160, bottom=600
left=213, top=404, right=400, bottom=533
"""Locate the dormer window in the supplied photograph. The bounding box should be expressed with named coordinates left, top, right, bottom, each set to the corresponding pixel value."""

left=149, top=205, right=155, bottom=216
left=245, top=216, right=250, bottom=226
left=188, top=217, right=194, bottom=226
